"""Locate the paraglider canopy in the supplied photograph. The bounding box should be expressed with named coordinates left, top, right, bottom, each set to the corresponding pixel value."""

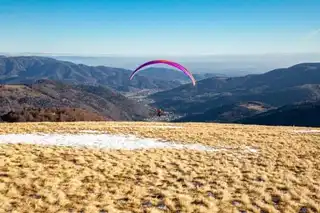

left=129, top=59, right=196, bottom=86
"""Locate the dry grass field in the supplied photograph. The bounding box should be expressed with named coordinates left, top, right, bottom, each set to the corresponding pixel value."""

left=0, top=122, right=319, bottom=213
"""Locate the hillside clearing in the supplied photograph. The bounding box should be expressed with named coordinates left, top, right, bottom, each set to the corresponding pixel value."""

left=1, top=122, right=319, bottom=213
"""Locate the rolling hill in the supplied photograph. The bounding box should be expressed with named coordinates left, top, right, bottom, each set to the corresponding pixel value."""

left=2, top=56, right=320, bottom=127
left=0, top=79, right=151, bottom=121
left=0, top=107, right=110, bottom=122
left=150, top=63, right=320, bottom=115
left=174, top=101, right=273, bottom=122
left=236, top=100, right=320, bottom=127
left=0, top=56, right=189, bottom=92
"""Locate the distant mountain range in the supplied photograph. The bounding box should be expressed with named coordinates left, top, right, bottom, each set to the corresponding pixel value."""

left=150, top=63, right=320, bottom=113
left=0, top=79, right=150, bottom=121
left=0, top=56, right=218, bottom=93
left=0, top=56, right=178, bottom=92
left=49, top=53, right=320, bottom=75
left=1, top=55, right=320, bottom=127
left=149, top=63, right=320, bottom=126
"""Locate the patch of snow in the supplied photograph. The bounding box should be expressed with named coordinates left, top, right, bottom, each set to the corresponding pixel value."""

left=78, top=126, right=183, bottom=130
left=0, top=133, right=217, bottom=152
left=244, top=147, right=258, bottom=153
left=292, top=129, right=320, bottom=134
left=0, top=133, right=258, bottom=154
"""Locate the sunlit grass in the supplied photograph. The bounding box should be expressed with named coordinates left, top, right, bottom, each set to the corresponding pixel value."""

left=1, top=122, right=319, bottom=213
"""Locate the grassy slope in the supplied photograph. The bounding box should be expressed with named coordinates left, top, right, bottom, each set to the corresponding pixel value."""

left=1, top=122, right=319, bottom=213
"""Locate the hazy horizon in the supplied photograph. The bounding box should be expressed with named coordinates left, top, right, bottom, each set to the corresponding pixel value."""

left=2, top=52, right=320, bottom=76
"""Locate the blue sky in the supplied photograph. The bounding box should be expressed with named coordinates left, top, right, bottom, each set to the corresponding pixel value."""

left=1, top=0, right=319, bottom=56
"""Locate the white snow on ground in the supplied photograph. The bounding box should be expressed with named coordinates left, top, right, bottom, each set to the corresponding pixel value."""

left=108, top=125, right=183, bottom=129
left=77, top=126, right=183, bottom=133
left=0, top=133, right=258, bottom=153
left=292, top=129, right=320, bottom=134
left=61, top=126, right=182, bottom=134
left=0, top=133, right=216, bottom=151
left=245, top=147, right=259, bottom=153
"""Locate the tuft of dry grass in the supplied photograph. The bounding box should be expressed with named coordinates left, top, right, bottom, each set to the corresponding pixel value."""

left=1, top=122, right=319, bottom=213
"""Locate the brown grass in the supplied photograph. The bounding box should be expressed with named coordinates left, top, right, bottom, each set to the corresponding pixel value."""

left=1, top=122, right=320, bottom=213
left=1, top=107, right=110, bottom=122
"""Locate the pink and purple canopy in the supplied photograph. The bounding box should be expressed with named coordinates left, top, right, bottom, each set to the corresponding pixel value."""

left=129, top=59, right=196, bottom=86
